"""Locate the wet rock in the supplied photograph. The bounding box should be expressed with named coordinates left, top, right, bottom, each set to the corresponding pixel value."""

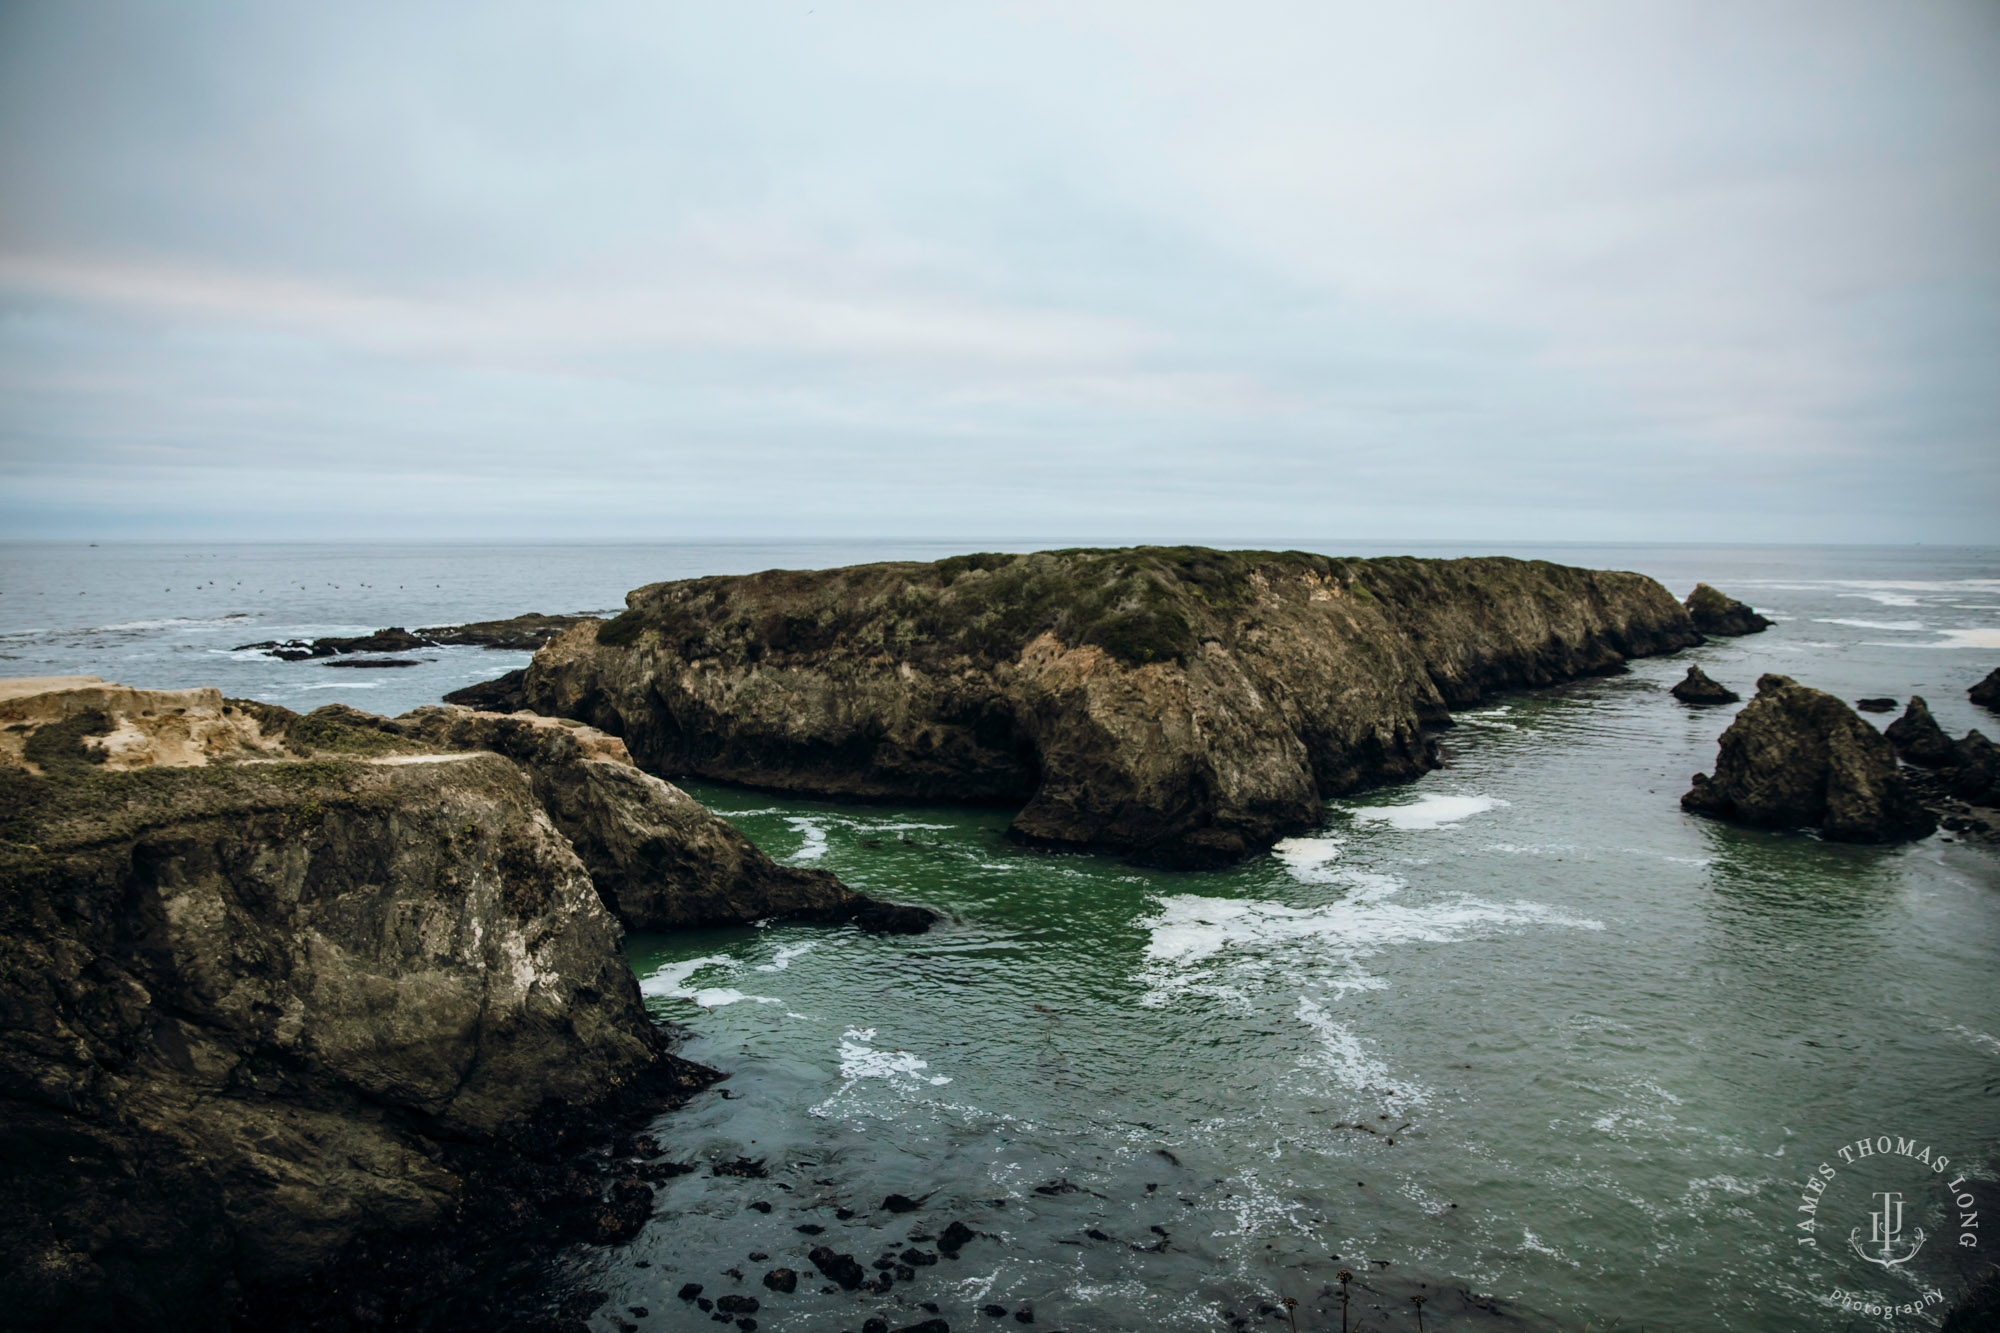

left=1670, top=665, right=1739, bottom=705
left=576, top=1179, right=655, bottom=1244
left=715, top=1295, right=760, bottom=1314
left=892, top=1321, right=950, bottom=1333
left=735, top=1320, right=756, bottom=1332
left=901, top=1248, right=938, bottom=1266
left=747, top=1201, right=773, bottom=1214
left=982, top=1306, right=1008, bottom=1318
left=808, top=1245, right=867, bottom=1290
left=713, top=1157, right=768, bottom=1178
left=1945, top=730, right=2000, bottom=806
left=635, top=1159, right=697, bottom=1181
left=937, top=1221, right=977, bottom=1254
left=893, top=1264, right=915, bottom=1282
left=1683, top=583, right=1772, bottom=636
left=795, top=1224, right=825, bottom=1235
left=1971, top=669, right=2000, bottom=711
left=236, top=626, right=432, bottom=657
left=883, top=1193, right=927, bottom=1213
left=419, top=613, right=601, bottom=650
left=863, top=1319, right=890, bottom=1333
left=1886, top=696, right=1955, bottom=767
left=697, top=1298, right=713, bottom=1311
left=1014, top=1307, right=1035, bottom=1324
left=747, top=1252, right=768, bottom=1262
left=1682, top=674, right=1935, bottom=843
left=525, top=549, right=1699, bottom=868
left=761, top=1268, right=798, bottom=1294
left=444, top=668, right=530, bottom=711
left=679, top=1284, right=703, bottom=1300
left=321, top=656, right=425, bottom=668
left=1855, top=697, right=1896, bottom=713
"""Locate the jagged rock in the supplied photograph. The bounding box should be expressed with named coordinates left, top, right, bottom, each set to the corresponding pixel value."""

left=235, top=627, right=431, bottom=657
left=807, top=1245, right=867, bottom=1290
left=1886, top=696, right=1955, bottom=767
left=1971, top=669, right=2000, bottom=712
left=0, top=677, right=693, bottom=1331
left=1670, top=664, right=1738, bottom=704
left=525, top=548, right=1699, bottom=868
left=1681, top=674, right=1935, bottom=843
left=1855, top=697, right=1896, bottom=713
left=387, top=706, right=935, bottom=933
left=1683, top=583, right=1771, bottom=636
left=444, top=668, right=529, bottom=712
left=1945, top=730, right=2000, bottom=807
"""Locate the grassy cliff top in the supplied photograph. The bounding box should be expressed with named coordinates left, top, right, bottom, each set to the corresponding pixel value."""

left=592, top=545, right=1659, bottom=670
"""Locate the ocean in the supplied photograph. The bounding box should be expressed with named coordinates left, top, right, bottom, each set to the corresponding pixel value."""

left=3, top=540, right=1997, bottom=1331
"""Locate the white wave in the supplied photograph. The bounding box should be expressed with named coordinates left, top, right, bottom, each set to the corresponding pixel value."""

left=1271, top=835, right=1345, bottom=880
left=1817, top=618, right=1926, bottom=631
left=1947, top=1024, right=2000, bottom=1056
left=755, top=942, right=818, bottom=973
left=639, top=955, right=780, bottom=1008
left=1296, top=996, right=1426, bottom=1103
left=1136, top=884, right=1600, bottom=1007
left=785, top=815, right=829, bottom=862
left=297, top=682, right=380, bottom=690
left=1870, top=628, right=2000, bottom=650
left=1349, top=793, right=1506, bottom=830
left=1839, top=592, right=1923, bottom=607
left=836, top=1027, right=950, bottom=1084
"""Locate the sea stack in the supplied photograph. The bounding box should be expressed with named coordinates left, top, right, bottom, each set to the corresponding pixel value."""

left=1971, top=668, right=2000, bottom=711
left=1681, top=673, right=1935, bottom=843
left=523, top=547, right=1701, bottom=867
left=1885, top=696, right=1955, bottom=767
left=1683, top=583, right=1772, bottom=636
left=1670, top=664, right=1739, bottom=704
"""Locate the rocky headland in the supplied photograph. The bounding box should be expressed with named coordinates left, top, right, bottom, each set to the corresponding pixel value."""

left=1682, top=674, right=1936, bottom=843
left=0, top=675, right=927, bottom=1330
left=1683, top=582, right=1772, bottom=636
left=518, top=547, right=1702, bottom=867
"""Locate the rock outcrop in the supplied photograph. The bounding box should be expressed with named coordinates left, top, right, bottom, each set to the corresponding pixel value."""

left=1971, top=668, right=2000, bottom=711
left=1854, top=697, right=1896, bottom=714
left=1670, top=664, right=1738, bottom=705
left=445, top=668, right=530, bottom=712
left=1681, top=674, right=1936, bottom=843
left=1885, top=696, right=1956, bottom=767
left=0, top=677, right=700, bottom=1330
left=386, top=705, right=936, bottom=933
left=1683, top=583, right=1771, bottom=636
left=523, top=547, right=1701, bottom=867
left=238, top=614, right=599, bottom=661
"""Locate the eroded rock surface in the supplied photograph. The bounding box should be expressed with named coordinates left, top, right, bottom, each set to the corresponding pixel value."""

left=0, top=678, right=692, bottom=1330
left=524, top=548, right=1700, bottom=867
left=388, top=705, right=934, bottom=933
left=1683, top=583, right=1771, bottom=636
left=1681, top=674, right=1935, bottom=843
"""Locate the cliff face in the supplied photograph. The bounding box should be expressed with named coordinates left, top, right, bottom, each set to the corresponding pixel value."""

left=524, top=548, right=1701, bottom=866
left=0, top=680, right=673, bottom=1328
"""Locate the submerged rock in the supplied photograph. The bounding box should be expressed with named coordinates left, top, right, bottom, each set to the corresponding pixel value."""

left=525, top=548, right=1699, bottom=867
left=807, top=1245, right=867, bottom=1290
left=1885, top=696, right=1955, bottom=767
left=1681, top=674, right=1935, bottom=843
left=1670, top=664, right=1739, bottom=705
left=0, top=676, right=700, bottom=1330
left=388, top=705, right=935, bottom=933
left=1971, top=669, right=2000, bottom=711
left=1683, top=583, right=1772, bottom=636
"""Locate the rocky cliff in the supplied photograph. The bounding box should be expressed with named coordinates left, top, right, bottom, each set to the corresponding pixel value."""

left=523, top=547, right=1701, bottom=866
left=0, top=677, right=694, bottom=1329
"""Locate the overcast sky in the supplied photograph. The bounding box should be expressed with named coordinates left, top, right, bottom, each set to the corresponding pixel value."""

left=1, top=1, right=1995, bottom=544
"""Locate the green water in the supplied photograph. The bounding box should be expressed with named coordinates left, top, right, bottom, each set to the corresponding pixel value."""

left=590, top=645, right=1998, bottom=1332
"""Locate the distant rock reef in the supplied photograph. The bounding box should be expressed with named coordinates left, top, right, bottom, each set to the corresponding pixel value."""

left=237, top=612, right=600, bottom=661
left=0, top=675, right=928, bottom=1330
left=521, top=547, right=1703, bottom=867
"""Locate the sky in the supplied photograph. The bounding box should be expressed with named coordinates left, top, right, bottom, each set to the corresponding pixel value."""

left=1, top=1, right=1996, bottom=545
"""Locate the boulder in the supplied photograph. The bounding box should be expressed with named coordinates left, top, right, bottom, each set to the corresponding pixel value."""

left=1971, top=669, right=2000, bottom=711
left=0, top=678, right=695, bottom=1330
left=1944, top=730, right=2000, bottom=807
left=387, top=705, right=936, bottom=933
left=1854, top=697, right=1896, bottom=714
left=525, top=548, right=1700, bottom=868
left=1681, top=674, right=1935, bottom=843
left=1683, top=583, right=1771, bottom=636
left=1670, top=664, right=1738, bottom=705
left=1885, top=696, right=1955, bottom=767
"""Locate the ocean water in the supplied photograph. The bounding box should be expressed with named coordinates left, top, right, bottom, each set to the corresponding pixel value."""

left=3, top=541, right=1997, bottom=1331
